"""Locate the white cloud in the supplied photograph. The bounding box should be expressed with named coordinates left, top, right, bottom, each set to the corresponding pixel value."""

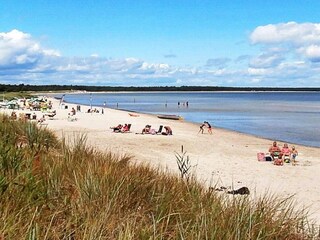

left=1, top=28, right=320, bottom=87
left=0, top=29, right=59, bottom=69
left=250, top=22, right=320, bottom=63
left=304, top=45, right=320, bottom=62
left=250, top=22, right=320, bottom=45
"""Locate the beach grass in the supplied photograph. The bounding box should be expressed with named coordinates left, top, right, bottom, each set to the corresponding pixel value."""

left=0, top=91, right=33, bottom=101
left=0, top=113, right=318, bottom=239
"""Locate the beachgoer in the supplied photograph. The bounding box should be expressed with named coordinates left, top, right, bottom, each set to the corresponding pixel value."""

left=199, top=123, right=205, bottom=134
left=142, top=125, right=151, bottom=134
left=110, top=124, right=123, bottom=132
left=280, top=143, right=291, bottom=162
left=121, top=124, right=129, bottom=132
left=269, top=141, right=281, bottom=160
left=163, top=126, right=173, bottom=135
left=71, top=107, right=76, bottom=116
left=204, top=121, right=212, bottom=134
left=291, top=146, right=298, bottom=164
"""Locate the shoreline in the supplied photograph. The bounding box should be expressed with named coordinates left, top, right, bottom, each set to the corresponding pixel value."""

left=48, top=91, right=320, bottom=148
left=2, top=96, right=320, bottom=223
left=58, top=96, right=320, bottom=149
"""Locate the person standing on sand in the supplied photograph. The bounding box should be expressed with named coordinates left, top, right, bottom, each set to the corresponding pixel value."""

left=291, top=146, right=298, bottom=164
left=199, top=123, right=205, bottom=134
left=204, top=121, right=212, bottom=134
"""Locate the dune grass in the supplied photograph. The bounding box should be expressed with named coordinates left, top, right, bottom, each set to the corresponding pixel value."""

left=0, top=92, right=32, bottom=101
left=0, top=113, right=318, bottom=239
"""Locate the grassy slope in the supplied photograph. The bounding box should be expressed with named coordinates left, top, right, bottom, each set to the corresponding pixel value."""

left=0, top=114, right=317, bottom=239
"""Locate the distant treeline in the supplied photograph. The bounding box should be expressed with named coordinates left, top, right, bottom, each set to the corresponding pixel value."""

left=1, top=84, right=320, bottom=92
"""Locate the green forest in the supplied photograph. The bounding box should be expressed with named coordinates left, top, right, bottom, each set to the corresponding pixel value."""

left=1, top=83, right=320, bottom=93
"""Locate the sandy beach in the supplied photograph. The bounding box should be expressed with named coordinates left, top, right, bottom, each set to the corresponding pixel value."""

left=3, top=97, right=320, bottom=223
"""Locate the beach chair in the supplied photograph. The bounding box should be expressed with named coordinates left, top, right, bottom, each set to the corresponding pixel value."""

left=272, top=151, right=280, bottom=160
left=46, top=113, right=56, bottom=120
left=122, top=124, right=132, bottom=133
left=156, top=125, right=163, bottom=134
left=283, top=154, right=291, bottom=163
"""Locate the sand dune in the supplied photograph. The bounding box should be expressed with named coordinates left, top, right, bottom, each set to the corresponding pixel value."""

left=3, top=97, right=320, bottom=223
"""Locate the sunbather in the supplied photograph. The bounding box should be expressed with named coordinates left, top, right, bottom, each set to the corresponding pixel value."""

left=142, top=125, right=151, bottom=134
left=269, top=141, right=281, bottom=160
left=70, top=107, right=76, bottom=116
left=163, top=126, right=173, bottom=135
left=121, top=124, right=131, bottom=132
left=280, top=143, right=291, bottom=162
left=110, top=124, right=123, bottom=132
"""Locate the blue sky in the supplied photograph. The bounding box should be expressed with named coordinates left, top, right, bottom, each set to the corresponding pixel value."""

left=1, top=0, right=320, bottom=87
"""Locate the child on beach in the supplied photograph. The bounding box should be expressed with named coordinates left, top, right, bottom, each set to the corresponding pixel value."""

left=291, top=146, right=298, bottom=165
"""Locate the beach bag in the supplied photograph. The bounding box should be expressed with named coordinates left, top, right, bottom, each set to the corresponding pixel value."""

left=257, top=152, right=265, bottom=161
left=265, top=156, right=273, bottom=161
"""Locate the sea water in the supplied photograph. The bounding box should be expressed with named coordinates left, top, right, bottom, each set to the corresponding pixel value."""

left=56, top=92, right=320, bottom=147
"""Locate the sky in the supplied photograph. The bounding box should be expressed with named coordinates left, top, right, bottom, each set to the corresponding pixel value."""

left=1, top=0, right=320, bottom=87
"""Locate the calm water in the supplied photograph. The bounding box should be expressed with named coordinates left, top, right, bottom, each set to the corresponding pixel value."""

left=56, top=92, right=320, bottom=147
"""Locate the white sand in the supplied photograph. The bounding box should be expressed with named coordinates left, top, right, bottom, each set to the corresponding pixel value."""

left=3, top=97, right=320, bottom=223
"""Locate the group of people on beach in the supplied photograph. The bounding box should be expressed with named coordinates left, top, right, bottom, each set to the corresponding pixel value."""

left=141, top=125, right=172, bottom=135
left=199, top=121, right=212, bottom=134
left=268, top=141, right=298, bottom=165
left=110, top=124, right=131, bottom=133
left=110, top=123, right=173, bottom=135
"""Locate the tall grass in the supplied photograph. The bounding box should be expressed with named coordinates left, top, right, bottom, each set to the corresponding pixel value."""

left=0, top=113, right=317, bottom=239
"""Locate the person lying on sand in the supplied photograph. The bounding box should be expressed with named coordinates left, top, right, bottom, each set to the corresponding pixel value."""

left=142, top=125, right=151, bottom=134
left=110, top=124, right=123, bottom=132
